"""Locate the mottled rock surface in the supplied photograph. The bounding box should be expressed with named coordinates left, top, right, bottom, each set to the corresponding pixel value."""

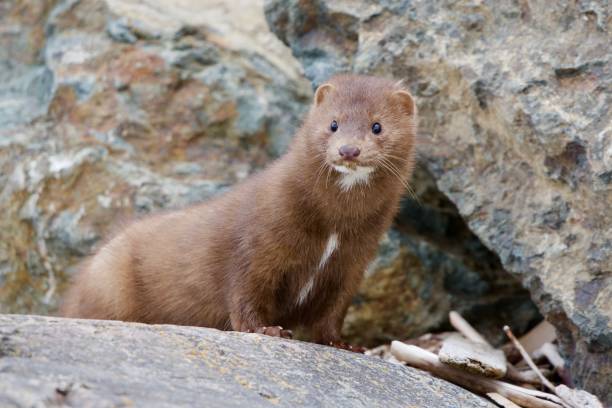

left=0, top=314, right=495, bottom=407
left=0, top=0, right=540, bottom=349
left=265, top=0, right=612, bottom=402
left=0, top=0, right=311, bottom=313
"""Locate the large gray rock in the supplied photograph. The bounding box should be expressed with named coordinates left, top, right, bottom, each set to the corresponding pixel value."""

left=0, top=314, right=494, bottom=407
left=265, top=0, right=612, bottom=403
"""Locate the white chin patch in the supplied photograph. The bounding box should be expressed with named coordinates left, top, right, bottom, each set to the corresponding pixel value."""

left=332, top=165, right=374, bottom=191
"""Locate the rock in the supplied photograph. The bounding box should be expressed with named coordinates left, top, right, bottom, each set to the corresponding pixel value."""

left=555, top=385, right=604, bottom=408
left=0, top=0, right=311, bottom=314
left=265, top=0, right=612, bottom=402
left=0, top=314, right=495, bottom=407
left=439, top=334, right=507, bottom=379
left=0, top=0, right=56, bottom=129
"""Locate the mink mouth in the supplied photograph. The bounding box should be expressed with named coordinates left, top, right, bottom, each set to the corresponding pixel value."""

left=331, top=163, right=375, bottom=174
left=330, top=158, right=377, bottom=169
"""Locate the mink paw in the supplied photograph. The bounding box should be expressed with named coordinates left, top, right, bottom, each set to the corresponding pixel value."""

left=248, top=326, right=293, bottom=339
left=327, top=341, right=366, bottom=354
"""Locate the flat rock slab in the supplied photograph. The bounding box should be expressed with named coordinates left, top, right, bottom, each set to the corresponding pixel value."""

left=0, top=315, right=493, bottom=407
left=439, top=335, right=507, bottom=378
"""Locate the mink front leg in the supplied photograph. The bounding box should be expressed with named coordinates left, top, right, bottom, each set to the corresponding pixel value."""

left=311, top=279, right=360, bottom=345
left=230, top=301, right=293, bottom=339
left=311, top=266, right=366, bottom=352
left=310, top=298, right=348, bottom=344
left=228, top=289, right=282, bottom=333
left=312, top=297, right=365, bottom=353
left=228, top=265, right=292, bottom=338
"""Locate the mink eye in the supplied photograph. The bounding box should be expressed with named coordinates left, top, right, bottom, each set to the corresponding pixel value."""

left=330, top=120, right=338, bottom=132
left=372, top=122, right=382, bottom=134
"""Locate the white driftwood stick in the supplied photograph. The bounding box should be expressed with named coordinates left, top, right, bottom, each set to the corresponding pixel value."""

left=449, top=311, right=490, bottom=345
left=449, top=311, right=544, bottom=385
left=390, top=341, right=563, bottom=408
left=503, top=326, right=557, bottom=393
left=501, top=381, right=566, bottom=403
left=393, top=341, right=563, bottom=403
left=488, top=392, right=522, bottom=408
left=534, top=343, right=564, bottom=370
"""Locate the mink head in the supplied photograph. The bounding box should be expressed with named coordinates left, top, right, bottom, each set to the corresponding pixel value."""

left=303, top=74, right=417, bottom=189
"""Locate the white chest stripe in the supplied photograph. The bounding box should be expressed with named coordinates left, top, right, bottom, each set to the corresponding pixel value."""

left=296, top=233, right=339, bottom=306
left=297, top=277, right=314, bottom=306
left=318, top=232, right=339, bottom=269
left=332, top=165, right=374, bottom=191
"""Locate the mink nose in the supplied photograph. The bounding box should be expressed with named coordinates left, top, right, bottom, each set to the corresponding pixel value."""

left=338, top=145, right=360, bottom=160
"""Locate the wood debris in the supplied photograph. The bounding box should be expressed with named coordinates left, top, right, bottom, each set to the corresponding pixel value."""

left=449, top=311, right=490, bottom=345
left=503, top=325, right=557, bottom=394
left=380, top=311, right=604, bottom=408
left=449, top=310, right=543, bottom=386
left=390, top=341, right=563, bottom=408
left=533, top=343, right=571, bottom=386
left=439, top=334, right=507, bottom=378
left=516, top=321, right=557, bottom=355
left=487, top=392, right=522, bottom=408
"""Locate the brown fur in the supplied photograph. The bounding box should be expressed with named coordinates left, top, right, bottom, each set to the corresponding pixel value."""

left=61, top=74, right=418, bottom=343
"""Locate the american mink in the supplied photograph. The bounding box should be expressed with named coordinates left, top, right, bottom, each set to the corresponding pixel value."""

left=61, top=74, right=417, bottom=345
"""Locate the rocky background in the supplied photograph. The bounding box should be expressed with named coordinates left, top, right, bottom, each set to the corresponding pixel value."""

left=0, top=0, right=609, bottom=404
left=0, top=0, right=311, bottom=312
left=265, top=0, right=611, bottom=403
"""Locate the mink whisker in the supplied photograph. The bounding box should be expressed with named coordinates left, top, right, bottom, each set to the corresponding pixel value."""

left=377, top=157, right=420, bottom=205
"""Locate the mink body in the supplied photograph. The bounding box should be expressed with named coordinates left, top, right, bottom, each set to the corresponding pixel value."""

left=61, top=75, right=417, bottom=343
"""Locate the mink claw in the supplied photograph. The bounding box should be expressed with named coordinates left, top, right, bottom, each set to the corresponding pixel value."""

left=249, top=326, right=293, bottom=339
left=328, top=341, right=366, bottom=354
left=280, top=329, right=293, bottom=339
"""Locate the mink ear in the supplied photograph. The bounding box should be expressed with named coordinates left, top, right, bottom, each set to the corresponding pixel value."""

left=314, top=83, right=334, bottom=106
left=392, top=90, right=416, bottom=116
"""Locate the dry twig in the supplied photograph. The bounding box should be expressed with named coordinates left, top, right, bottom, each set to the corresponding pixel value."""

left=390, top=341, right=563, bottom=408
left=502, top=326, right=601, bottom=408
left=503, top=325, right=557, bottom=393
left=449, top=311, right=490, bottom=345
